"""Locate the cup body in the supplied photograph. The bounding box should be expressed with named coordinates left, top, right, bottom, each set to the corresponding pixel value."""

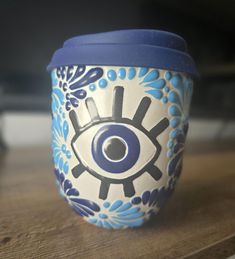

left=51, top=64, right=193, bottom=229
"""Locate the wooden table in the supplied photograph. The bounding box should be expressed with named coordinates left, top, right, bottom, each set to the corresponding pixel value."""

left=0, top=145, right=235, bottom=258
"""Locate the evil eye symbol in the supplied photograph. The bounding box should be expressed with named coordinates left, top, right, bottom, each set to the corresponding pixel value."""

left=71, top=122, right=156, bottom=179
left=70, top=86, right=169, bottom=199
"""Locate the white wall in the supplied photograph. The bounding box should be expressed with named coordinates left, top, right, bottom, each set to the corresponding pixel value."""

left=2, top=113, right=51, bottom=147
left=2, top=113, right=235, bottom=147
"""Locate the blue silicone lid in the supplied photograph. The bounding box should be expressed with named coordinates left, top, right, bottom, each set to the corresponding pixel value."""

left=47, top=29, right=198, bottom=77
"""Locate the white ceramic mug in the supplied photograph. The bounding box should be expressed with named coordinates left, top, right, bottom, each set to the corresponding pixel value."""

left=48, top=30, right=197, bottom=229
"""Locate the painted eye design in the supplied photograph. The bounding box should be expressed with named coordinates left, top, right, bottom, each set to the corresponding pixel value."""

left=70, top=86, right=169, bottom=200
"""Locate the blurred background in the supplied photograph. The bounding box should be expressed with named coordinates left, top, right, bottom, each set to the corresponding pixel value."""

left=0, top=0, right=235, bottom=149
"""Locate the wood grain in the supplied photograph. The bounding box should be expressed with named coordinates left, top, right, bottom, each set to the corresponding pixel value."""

left=182, top=234, right=235, bottom=259
left=0, top=146, right=235, bottom=259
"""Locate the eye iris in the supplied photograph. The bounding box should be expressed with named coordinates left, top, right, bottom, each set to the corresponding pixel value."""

left=92, top=124, right=140, bottom=174
left=103, top=137, right=127, bottom=161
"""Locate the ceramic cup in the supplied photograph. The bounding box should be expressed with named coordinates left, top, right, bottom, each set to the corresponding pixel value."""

left=48, top=29, right=198, bottom=229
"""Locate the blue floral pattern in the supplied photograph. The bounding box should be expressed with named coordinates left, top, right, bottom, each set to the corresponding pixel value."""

left=139, top=68, right=169, bottom=102
left=52, top=111, right=71, bottom=174
left=55, top=169, right=100, bottom=217
left=166, top=72, right=193, bottom=158
left=167, top=148, right=184, bottom=190
left=51, top=72, right=65, bottom=115
left=51, top=70, right=72, bottom=174
left=56, top=65, right=103, bottom=110
left=88, top=67, right=168, bottom=97
left=165, top=72, right=193, bottom=185
left=88, top=200, right=145, bottom=229
left=131, top=187, right=172, bottom=217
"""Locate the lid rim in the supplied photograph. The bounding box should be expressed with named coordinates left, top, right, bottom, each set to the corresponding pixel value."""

left=47, top=29, right=198, bottom=77
left=47, top=44, right=198, bottom=77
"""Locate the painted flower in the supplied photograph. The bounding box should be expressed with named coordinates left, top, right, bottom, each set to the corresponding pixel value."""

left=170, top=73, right=193, bottom=119
left=54, top=169, right=100, bottom=217
left=167, top=149, right=184, bottom=190
left=167, top=122, right=188, bottom=188
left=52, top=112, right=71, bottom=174
left=88, top=200, right=145, bottom=229
left=51, top=86, right=65, bottom=116
left=167, top=73, right=193, bottom=129
left=131, top=187, right=172, bottom=218
left=166, top=72, right=192, bottom=161
left=138, top=70, right=193, bottom=157
left=56, top=65, right=103, bottom=110
left=139, top=68, right=169, bottom=103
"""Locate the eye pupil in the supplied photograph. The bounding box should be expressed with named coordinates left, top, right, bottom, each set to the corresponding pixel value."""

left=103, top=137, right=127, bottom=161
